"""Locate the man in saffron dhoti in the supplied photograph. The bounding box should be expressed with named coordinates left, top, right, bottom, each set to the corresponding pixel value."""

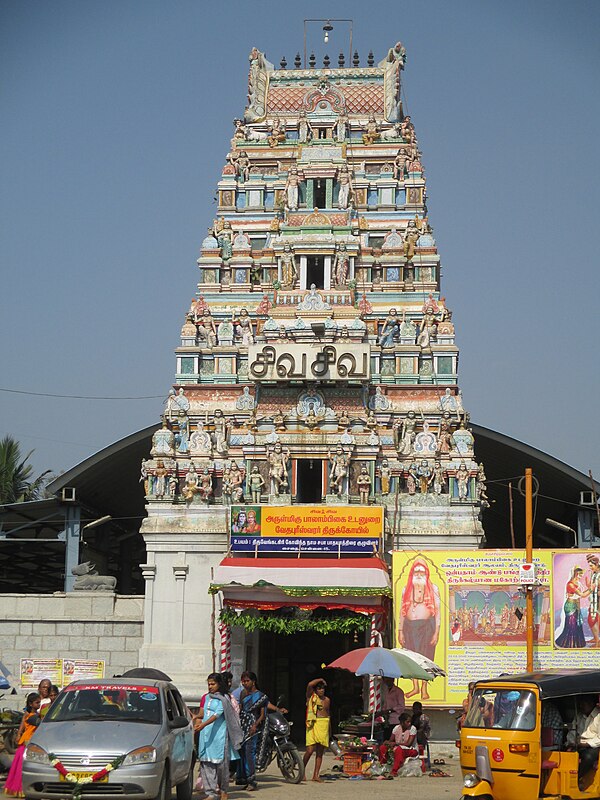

left=303, top=679, right=330, bottom=782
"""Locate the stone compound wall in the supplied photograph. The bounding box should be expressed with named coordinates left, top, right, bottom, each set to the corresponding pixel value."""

left=0, top=593, right=143, bottom=708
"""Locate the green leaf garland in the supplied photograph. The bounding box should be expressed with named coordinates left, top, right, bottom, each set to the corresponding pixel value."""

left=219, top=608, right=370, bottom=635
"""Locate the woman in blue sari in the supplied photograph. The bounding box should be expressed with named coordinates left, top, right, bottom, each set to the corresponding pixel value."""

left=237, top=671, right=268, bottom=790
left=196, top=673, right=243, bottom=800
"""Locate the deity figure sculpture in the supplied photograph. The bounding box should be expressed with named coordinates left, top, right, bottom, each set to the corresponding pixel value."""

left=151, top=417, right=175, bottom=457
left=268, top=117, right=286, bottom=147
left=357, top=465, right=372, bottom=505
left=338, top=410, right=350, bottom=431
left=198, top=467, right=213, bottom=503
left=451, top=418, right=475, bottom=456
left=456, top=462, right=470, bottom=500
left=406, top=462, right=418, bottom=495
left=416, top=306, right=438, bottom=349
left=328, top=444, right=349, bottom=495
left=298, top=111, right=313, bottom=143
left=140, top=458, right=150, bottom=496
left=440, top=387, right=462, bottom=414
left=268, top=442, right=290, bottom=494
left=379, top=459, right=391, bottom=495
left=378, top=308, right=400, bottom=347
left=394, top=147, right=410, bottom=181
left=221, top=464, right=233, bottom=505
left=175, top=410, right=190, bottom=454
left=233, top=307, right=255, bottom=345
left=153, top=460, right=167, bottom=498
left=168, top=473, right=178, bottom=499
left=182, top=463, right=200, bottom=502
left=229, top=461, right=245, bottom=503
left=379, top=42, right=406, bottom=121
left=333, top=112, right=349, bottom=143
left=400, top=115, right=415, bottom=144
left=402, top=218, right=422, bottom=262
left=197, top=309, right=218, bottom=348
left=333, top=243, right=350, bottom=286
left=248, top=466, right=265, bottom=504
left=362, top=114, right=381, bottom=145
left=396, top=409, right=423, bottom=456
left=165, top=386, right=190, bottom=421
left=236, top=385, right=255, bottom=411
left=232, top=118, right=247, bottom=145
left=285, top=167, right=300, bottom=211
left=280, top=243, right=298, bottom=288
left=337, top=167, right=351, bottom=209
left=303, top=402, right=319, bottom=430
left=213, top=219, right=234, bottom=262
left=476, top=463, right=490, bottom=508
left=437, top=411, right=455, bottom=456
left=417, top=459, right=433, bottom=494
left=365, top=410, right=378, bottom=431
left=273, top=409, right=286, bottom=432
left=432, top=460, right=446, bottom=496
left=235, top=150, right=250, bottom=183
left=212, top=409, right=229, bottom=456
left=189, top=421, right=213, bottom=457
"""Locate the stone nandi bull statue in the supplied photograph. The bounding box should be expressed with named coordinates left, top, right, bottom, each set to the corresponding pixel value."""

left=71, top=562, right=117, bottom=591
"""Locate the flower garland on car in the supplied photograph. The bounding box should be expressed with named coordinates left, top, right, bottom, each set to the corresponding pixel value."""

left=48, top=753, right=125, bottom=800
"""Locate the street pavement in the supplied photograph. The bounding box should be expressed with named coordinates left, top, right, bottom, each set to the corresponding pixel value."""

left=1, top=750, right=464, bottom=800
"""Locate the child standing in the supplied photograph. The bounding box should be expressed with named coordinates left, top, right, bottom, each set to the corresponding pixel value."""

left=5, top=692, right=42, bottom=797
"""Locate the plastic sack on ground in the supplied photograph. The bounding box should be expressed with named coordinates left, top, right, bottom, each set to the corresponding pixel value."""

left=398, top=756, right=423, bottom=777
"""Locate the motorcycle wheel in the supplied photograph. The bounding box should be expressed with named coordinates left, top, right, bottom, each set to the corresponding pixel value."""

left=3, top=728, right=18, bottom=755
left=278, top=746, right=304, bottom=784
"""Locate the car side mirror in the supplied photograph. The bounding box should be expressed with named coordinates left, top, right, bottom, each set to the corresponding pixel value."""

left=169, top=715, right=190, bottom=729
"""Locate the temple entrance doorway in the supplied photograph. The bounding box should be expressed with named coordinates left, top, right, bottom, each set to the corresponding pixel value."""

left=296, top=459, right=322, bottom=503
left=258, top=629, right=364, bottom=744
left=306, top=256, right=325, bottom=289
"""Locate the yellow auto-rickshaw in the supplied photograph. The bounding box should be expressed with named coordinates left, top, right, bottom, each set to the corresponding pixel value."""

left=460, top=669, right=600, bottom=800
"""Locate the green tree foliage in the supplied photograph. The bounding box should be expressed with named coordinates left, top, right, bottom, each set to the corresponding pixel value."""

left=0, top=436, right=52, bottom=504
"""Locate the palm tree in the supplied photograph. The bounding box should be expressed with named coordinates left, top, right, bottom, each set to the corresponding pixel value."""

left=0, top=435, right=53, bottom=504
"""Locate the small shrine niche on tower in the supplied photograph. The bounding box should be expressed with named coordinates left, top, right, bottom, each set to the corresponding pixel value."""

left=141, top=40, right=486, bottom=549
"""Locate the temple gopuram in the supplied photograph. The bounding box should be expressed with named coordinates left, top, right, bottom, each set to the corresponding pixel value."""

left=139, top=42, right=488, bottom=711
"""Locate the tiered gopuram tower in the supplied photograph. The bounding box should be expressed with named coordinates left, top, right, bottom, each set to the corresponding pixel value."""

left=139, top=43, right=487, bottom=695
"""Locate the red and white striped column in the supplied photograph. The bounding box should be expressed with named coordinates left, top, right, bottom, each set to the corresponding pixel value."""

left=219, top=622, right=231, bottom=673
left=368, top=613, right=382, bottom=713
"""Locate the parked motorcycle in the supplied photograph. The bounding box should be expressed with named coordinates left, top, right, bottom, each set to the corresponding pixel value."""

left=0, top=706, right=22, bottom=755
left=256, top=699, right=304, bottom=784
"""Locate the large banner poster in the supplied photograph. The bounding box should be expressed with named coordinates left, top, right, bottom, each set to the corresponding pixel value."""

left=392, top=550, right=600, bottom=707
left=231, top=505, right=383, bottom=553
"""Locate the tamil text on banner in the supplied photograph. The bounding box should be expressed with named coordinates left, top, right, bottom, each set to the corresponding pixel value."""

left=20, top=658, right=63, bottom=690
left=63, top=659, right=105, bottom=685
left=392, top=549, right=600, bottom=707
left=231, top=505, right=383, bottom=553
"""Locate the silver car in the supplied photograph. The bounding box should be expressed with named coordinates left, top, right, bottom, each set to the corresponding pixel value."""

left=22, top=674, right=194, bottom=800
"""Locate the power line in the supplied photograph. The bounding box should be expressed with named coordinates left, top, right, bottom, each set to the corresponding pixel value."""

left=0, top=387, right=165, bottom=401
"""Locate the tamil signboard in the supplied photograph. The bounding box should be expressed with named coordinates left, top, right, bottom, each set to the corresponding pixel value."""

left=230, top=505, right=383, bottom=553
left=392, top=549, right=600, bottom=706
left=20, top=658, right=105, bottom=689
left=248, top=344, right=370, bottom=381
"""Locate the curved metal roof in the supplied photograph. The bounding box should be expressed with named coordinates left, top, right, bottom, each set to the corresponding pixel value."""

left=47, top=422, right=597, bottom=548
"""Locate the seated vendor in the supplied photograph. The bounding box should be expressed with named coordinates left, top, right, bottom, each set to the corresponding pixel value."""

left=379, top=711, right=419, bottom=777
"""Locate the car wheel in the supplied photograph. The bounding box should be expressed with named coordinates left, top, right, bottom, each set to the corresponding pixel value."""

left=154, top=764, right=171, bottom=800
left=175, top=766, right=194, bottom=800
left=278, top=745, right=304, bottom=784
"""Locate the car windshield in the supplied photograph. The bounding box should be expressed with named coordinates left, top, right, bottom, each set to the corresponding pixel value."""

left=465, top=688, right=536, bottom=730
left=44, top=684, right=162, bottom=724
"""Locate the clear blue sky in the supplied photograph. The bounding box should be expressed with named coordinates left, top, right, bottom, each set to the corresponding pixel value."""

left=1, top=0, right=598, bottom=481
